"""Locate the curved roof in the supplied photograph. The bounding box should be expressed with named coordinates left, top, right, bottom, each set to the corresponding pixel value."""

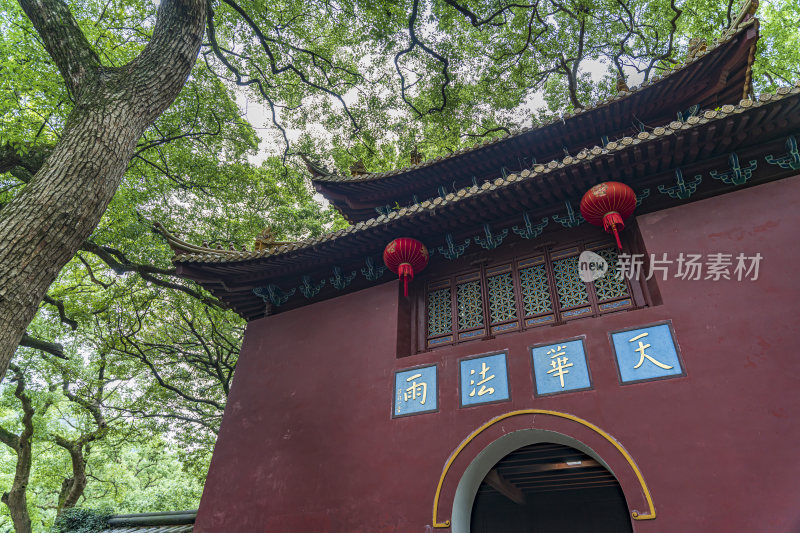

left=167, top=82, right=800, bottom=320
left=311, top=17, right=760, bottom=222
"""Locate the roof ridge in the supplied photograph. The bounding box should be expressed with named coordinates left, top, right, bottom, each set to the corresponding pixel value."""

left=309, top=20, right=757, bottom=185
left=153, top=222, right=249, bottom=256
left=175, top=80, right=799, bottom=265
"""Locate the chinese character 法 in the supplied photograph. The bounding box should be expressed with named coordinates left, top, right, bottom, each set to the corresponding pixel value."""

left=469, top=362, right=495, bottom=397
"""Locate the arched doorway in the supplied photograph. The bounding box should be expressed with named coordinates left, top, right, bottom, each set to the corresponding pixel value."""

left=449, top=429, right=634, bottom=533
left=470, top=442, right=633, bottom=533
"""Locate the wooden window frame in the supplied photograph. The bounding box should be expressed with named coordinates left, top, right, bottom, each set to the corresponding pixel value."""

left=414, top=236, right=648, bottom=352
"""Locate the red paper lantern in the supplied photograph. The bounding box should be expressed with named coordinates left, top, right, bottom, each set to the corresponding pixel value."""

left=383, top=238, right=429, bottom=297
left=580, top=182, right=637, bottom=249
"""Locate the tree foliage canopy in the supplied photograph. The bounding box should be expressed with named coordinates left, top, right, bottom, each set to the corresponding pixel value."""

left=0, top=0, right=797, bottom=529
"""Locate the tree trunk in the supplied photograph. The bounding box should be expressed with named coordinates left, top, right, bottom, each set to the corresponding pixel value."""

left=0, top=0, right=206, bottom=381
left=56, top=446, right=87, bottom=513
left=2, top=457, right=33, bottom=533
left=0, top=366, right=42, bottom=533
left=1, top=430, right=34, bottom=533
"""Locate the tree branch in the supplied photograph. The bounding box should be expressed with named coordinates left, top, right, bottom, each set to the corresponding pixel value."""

left=126, top=0, right=206, bottom=110
left=0, top=143, right=53, bottom=180
left=43, top=295, right=79, bottom=330
left=19, top=333, right=67, bottom=359
left=16, top=0, right=102, bottom=98
left=441, top=0, right=533, bottom=27
left=79, top=240, right=225, bottom=308
left=394, top=0, right=451, bottom=116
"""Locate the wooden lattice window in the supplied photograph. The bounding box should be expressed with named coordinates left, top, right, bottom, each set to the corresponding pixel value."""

left=422, top=240, right=639, bottom=350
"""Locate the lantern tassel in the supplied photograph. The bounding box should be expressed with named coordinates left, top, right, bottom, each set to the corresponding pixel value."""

left=602, top=212, right=625, bottom=249
left=398, top=263, right=414, bottom=297
left=612, top=226, right=622, bottom=249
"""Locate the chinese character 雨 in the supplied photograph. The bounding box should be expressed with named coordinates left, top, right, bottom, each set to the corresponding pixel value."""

left=629, top=333, right=673, bottom=370
left=546, top=345, right=573, bottom=388
left=404, top=373, right=427, bottom=404
left=469, top=362, right=495, bottom=397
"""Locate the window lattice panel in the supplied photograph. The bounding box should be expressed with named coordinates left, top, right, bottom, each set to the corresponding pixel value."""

left=427, top=288, right=452, bottom=337
left=487, top=273, right=517, bottom=324
left=519, top=264, right=553, bottom=316
left=593, top=247, right=630, bottom=301
left=553, top=256, right=590, bottom=308
left=457, top=280, right=484, bottom=330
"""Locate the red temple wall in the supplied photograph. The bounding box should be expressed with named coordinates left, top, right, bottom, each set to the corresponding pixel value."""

left=195, top=174, right=800, bottom=532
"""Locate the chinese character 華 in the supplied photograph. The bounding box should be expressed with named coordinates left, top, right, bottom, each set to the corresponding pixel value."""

left=545, top=345, right=574, bottom=388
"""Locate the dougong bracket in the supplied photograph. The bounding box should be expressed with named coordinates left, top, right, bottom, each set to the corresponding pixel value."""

left=710, top=153, right=757, bottom=186
left=361, top=257, right=387, bottom=281
left=437, top=234, right=470, bottom=260
left=330, top=266, right=357, bottom=290
left=658, top=168, right=702, bottom=200
left=635, top=188, right=650, bottom=207
left=512, top=212, right=549, bottom=239
left=473, top=223, right=508, bottom=250
left=552, top=201, right=584, bottom=228
left=765, top=135, right=800, bottom=171
left=299, top=275, right=325, bottom=299
left=253, top=284, right=296, bottom=307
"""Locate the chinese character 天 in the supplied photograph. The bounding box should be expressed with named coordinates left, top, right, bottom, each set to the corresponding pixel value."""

left=610, top=323, right=683, bottom=384
left=629, top=332, right=673, bottom=370
left=531, top=339, right=592, bottom=396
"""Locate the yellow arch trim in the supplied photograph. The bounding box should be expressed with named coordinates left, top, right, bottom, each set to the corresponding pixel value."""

left=432, top=409, right=656, bottom=528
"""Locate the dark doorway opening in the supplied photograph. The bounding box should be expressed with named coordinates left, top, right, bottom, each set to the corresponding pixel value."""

left=470, top=442, right=633, bottom=533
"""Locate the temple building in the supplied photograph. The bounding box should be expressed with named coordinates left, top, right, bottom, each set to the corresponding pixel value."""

left=161, top=5, right=800, bottom=531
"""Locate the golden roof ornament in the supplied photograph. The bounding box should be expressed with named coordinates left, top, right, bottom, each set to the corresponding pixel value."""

left=349, top=159, right=368, bottom=176
left=254, top=227, right=275, bottom=251
left=254, top=227, right=294, bottom=252
left=616, top=77, right=629, bottom=93
left=688, top=38, right=707, bottom=59
left=410, top=147, right=423, bottom=166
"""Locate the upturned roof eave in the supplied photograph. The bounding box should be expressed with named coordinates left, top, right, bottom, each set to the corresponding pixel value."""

left=170, top=83, right=800, bottom=319
left=171, top=82, right=799, bottom=274
left=309, top=18, right=758, bottom=192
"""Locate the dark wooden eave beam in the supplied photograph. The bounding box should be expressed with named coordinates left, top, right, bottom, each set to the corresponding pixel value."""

left=484, top=469, right=526, bottom=505
left=506, top=458, right=602, bottom=476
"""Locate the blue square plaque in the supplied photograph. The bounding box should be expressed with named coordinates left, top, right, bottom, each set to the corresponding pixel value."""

left=531, top=338, right=592, bottom=396
left=459, top=352, right=510, bottom=407
left=610, top=322, right=683, bottom=384
left=394, top=365, right=437, bottom=417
